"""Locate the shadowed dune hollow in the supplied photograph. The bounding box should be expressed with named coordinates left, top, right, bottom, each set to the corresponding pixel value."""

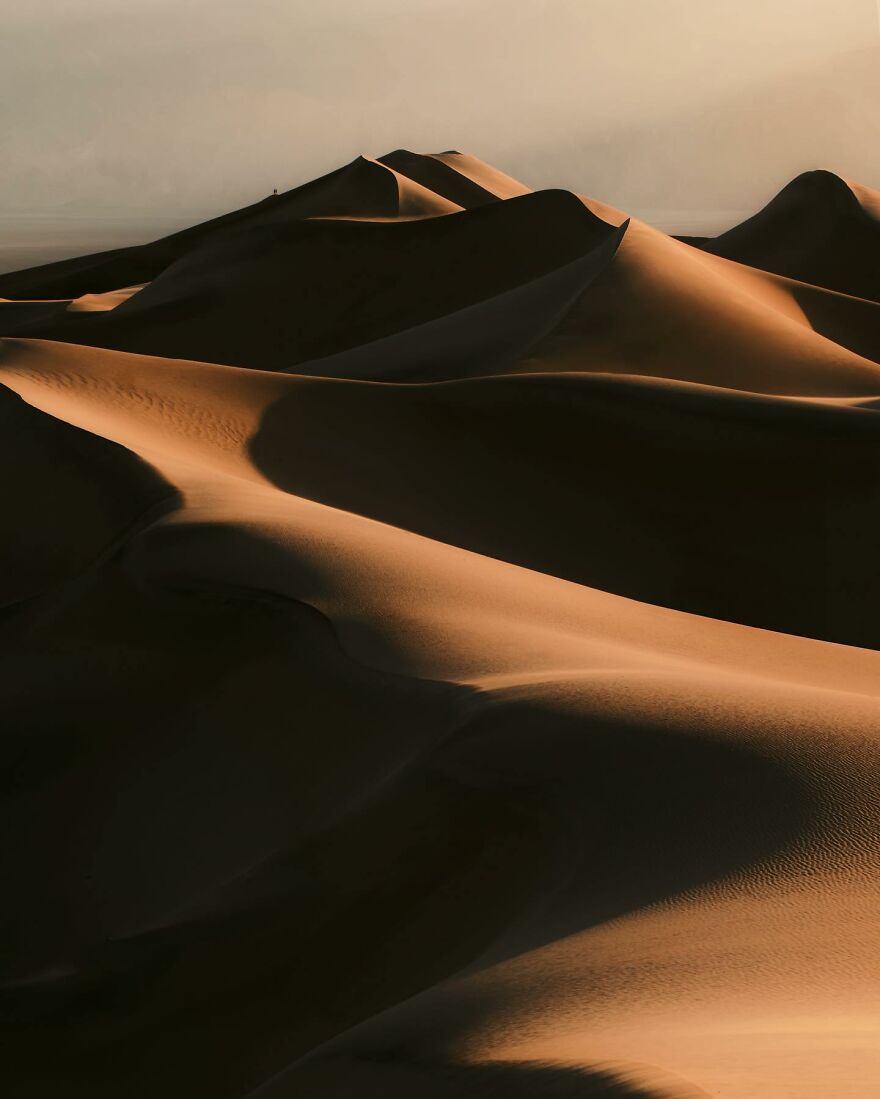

left=0, top=151, right=879, bottom=1098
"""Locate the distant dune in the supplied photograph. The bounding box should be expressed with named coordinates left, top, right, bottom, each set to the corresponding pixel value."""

left=700, top=170, right=880, bottom=301
left=1, top=150, right=879, bottom=1099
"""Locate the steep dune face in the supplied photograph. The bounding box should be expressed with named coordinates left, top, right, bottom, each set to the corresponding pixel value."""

left=1, top=152, right=879, bottom=1099
left=378, top=150, right=503, bottom=208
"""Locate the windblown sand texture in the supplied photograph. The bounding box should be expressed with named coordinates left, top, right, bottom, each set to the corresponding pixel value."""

left=1, top=151, right=879, bottom=1098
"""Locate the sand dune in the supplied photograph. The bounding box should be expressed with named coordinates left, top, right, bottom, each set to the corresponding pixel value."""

left=0, top=151, right=878, bottom=1098
left=698, top=171, right=880, bottom=302
left=0, top=153, right=448, bottom=301
left=2, top=174, right=876, bottom=386
left=0, top=190, right=620, bottom=371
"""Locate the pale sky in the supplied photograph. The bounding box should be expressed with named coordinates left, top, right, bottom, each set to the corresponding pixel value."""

left=1, top=0, right=878, bottom=229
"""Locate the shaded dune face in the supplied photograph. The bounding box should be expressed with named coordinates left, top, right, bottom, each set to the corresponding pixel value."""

left=0, top=151, right=879, bottom=1099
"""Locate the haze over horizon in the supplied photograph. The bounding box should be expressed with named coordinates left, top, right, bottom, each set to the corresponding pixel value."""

left=2, top=0, right=879, bottom=234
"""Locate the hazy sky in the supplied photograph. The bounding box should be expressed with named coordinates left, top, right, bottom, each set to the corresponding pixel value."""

left=1, top=0, right=878, bottom=226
